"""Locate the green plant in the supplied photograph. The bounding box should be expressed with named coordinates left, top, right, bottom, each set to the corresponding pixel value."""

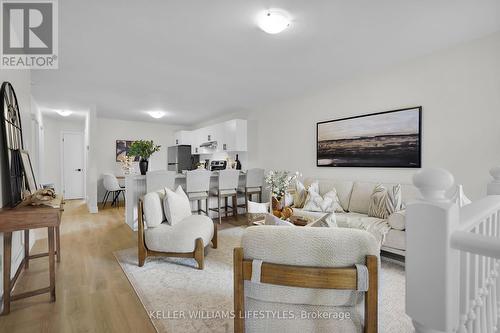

left=127, top=140, right=161, bottom=161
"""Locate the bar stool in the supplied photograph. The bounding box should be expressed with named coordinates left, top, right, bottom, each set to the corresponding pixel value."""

left=186, top=169, right=211, bottom=215
left=238, top=168, right=264, bottom=212
left=209, top=169, right=240, bottom=224
left=146, top=170, right=176, bottom=192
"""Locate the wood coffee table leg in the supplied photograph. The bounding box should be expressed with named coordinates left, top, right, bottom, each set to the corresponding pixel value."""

left=2, top=232, right=12, bottom=315
left=48, top=227, right=56, bottom=302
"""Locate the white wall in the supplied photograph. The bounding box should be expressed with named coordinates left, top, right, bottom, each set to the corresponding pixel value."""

left=198, top=32, right=500, bottom=200
left=0, top=69, right=36, bottom=300
left=95, top=117, right=179, bottom=202
left=41, top=115, right=86, bottom=193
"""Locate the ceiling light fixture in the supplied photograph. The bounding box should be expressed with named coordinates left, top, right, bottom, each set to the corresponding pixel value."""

left=56, top=110, right=72, bottom=117
left=257, top=9, right=291, bottom=34
left=147, top=111, right=166, bottom=119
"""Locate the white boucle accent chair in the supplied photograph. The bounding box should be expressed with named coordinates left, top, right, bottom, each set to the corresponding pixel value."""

left=234, top=226, right=379, bottom=333
left=138, top=190, right=217, bottom=269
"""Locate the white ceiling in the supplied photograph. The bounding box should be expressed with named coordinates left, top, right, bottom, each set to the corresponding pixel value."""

left=32, top=0, right=500, bottom=125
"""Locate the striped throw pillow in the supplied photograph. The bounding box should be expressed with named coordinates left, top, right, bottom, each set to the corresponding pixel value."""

left=368, top=184, right=403, bottom=219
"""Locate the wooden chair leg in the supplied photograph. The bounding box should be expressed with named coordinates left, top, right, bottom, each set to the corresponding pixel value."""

left=212, top=223, right=218, bottom=249
left=197, top=199, right=201, bottom=214
left=225, top=196, right=228, bottom=217
left=138, top=200, right=147, bottom=267
left=232, top=195, right=238, bottom=220
left=218, top=195, right=222, bottom=224
left=234, top=247, right=245, bottom=333
left=244, top=188, right=249, bottom=212
left=194, top=238, right=204, bottom=270
left=205, top=198, right=209, bottom=217
left=365, top=255, right=378, bottom=333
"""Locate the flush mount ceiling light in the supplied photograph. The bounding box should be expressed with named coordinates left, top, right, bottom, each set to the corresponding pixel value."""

left=56, top=110, right=72, bottom=117
left=257, top=9, right=291, bottom=34
left=147, top=111, right=166, bottom=119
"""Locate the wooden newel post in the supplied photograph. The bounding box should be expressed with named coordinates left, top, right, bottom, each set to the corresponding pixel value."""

left=487, top=167, right=500, bottom=195
left=406, top=168, right=460, bottom=333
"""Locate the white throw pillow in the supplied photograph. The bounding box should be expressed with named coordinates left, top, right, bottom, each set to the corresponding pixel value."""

left=388, top=210, right=406, bottom=230
left=143, top=190, right=166, bottom=228
left=163, top=186, right=192, bottom=226
left=303, top=187, right=345, bottom=213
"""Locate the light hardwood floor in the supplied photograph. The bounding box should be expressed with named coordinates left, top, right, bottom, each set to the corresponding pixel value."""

left=0, top=200, right=156, bottom=333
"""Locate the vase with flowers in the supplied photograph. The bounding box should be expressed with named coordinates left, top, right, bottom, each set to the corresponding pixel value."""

left=265, top=170, right=298, bottom=217
left=127, top=140, right=161, bottom=175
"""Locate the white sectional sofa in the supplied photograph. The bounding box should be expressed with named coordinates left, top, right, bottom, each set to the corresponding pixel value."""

left=293, top=178, right=419, bottom=256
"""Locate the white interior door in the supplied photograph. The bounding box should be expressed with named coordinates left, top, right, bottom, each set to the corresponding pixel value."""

left=62, top=132, right=85, bottom=199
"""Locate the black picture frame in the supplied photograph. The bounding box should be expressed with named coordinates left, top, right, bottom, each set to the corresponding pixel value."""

left=316, top=106, right=422, bottom=168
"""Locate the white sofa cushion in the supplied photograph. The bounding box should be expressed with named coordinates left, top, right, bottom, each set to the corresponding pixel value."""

left=387, top=210, right=406, bottom=230
left=335, top=212, right=391, bottom=245
left=163, top=186, right=192, bottom=225
left=292, top=181, right=307, bottom=208
left=348, top=182, right=377, bottom=214
left=383, top=229, right=406, bottom=251
left=144, top=215, right=214, bottom=253
left=143, top=190, right=166, bottom=228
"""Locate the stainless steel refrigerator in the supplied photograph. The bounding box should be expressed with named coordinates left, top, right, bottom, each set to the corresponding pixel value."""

left=167, top=145, right=196, bottom=172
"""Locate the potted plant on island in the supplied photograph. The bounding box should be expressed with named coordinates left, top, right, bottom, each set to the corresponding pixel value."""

left=127, top=140, right=161, bottom=175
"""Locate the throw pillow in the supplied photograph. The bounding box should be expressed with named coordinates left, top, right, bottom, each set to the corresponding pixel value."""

left=303, top=187, right=345, bottom=213
left=368, top=184, right=403, bottom=219
left=163, top=186, right=192, bottom=226
left=368, top=184, right=390, bottom=219
left=293, top=181, right=307, bottom=208
left=386, top=184, right=403, bottom=214
left=143, top=190, right=166, bottom=228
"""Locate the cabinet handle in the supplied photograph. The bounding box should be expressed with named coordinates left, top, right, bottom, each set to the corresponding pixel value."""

left=223, top=144, right=227, bottom=150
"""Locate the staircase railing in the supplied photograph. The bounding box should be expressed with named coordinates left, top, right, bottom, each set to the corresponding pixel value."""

left=406, top=167, right=500, bottom=333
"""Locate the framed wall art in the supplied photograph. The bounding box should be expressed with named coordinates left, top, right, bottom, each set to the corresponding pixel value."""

left=316, top=107, right=422, bottom=168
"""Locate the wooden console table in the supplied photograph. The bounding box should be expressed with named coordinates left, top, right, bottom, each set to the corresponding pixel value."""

left=0, top=198, right=63, bottom=315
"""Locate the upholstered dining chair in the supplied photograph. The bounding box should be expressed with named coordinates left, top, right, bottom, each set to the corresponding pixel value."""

left=102, top=173, right=125, bottom=208
left=234, top=226, right=379, bottom=333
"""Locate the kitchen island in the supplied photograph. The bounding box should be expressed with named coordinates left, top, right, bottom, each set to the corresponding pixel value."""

left=124, top=171, right=248, bottom=230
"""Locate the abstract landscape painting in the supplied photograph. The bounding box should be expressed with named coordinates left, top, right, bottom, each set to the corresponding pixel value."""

left=317, top=107, right=421, bottom=167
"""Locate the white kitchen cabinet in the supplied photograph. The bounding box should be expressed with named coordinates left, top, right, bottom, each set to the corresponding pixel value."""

left=175, top=119, right=247, bottom=155
left=191, top=128, right=202, bottom=154
left=220, top=119, right=247, bottom=151
left=173, top=130, right=192, bottom=146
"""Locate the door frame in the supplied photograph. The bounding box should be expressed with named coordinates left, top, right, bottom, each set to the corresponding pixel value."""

left=60, top=130, right=86, bottom=199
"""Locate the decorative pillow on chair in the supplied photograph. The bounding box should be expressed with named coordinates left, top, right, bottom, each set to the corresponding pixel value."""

left=143, top=190, right=166, bottom=228
left=368, top=184, right=403, bottom=219
left=163, top=186, right=192, bottom=226
left=303, top=187, right=345, bottom=213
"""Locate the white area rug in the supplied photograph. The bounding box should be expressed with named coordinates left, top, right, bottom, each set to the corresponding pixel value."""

left=114, top=227, right=414, bottom=333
